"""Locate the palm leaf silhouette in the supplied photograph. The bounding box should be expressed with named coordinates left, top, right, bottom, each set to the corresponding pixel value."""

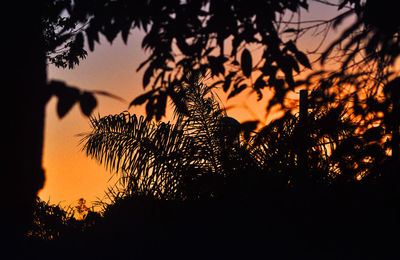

left=80, top=72, right=247, bottom=201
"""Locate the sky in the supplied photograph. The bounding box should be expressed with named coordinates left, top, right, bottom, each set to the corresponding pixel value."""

left=40, top=31, right=272, bottom=207
left=39, top=2, right=353, bottom=208
left=41, top=31, right=147, bottom=207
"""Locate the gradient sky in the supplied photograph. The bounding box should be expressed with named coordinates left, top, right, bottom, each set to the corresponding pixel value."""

left=39, top=2, right=353, bottom=207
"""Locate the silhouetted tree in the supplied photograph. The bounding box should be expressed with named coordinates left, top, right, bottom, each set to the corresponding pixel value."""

left=6, top=1, right=399, bottom=252
left=27, top=197, right=99, bottom=241
left=68, top=0, right=312, bottom=117
left=5, top=0, right=308, bottom=244
left=81, top=74, right=258, bottom=202
left=317, top=0, right=399, bottom=170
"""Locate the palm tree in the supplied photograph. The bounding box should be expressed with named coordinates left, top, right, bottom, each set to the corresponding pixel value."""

left=81, top=112, right=194, bottom=200
left=80, top=73, right=248, bottom=202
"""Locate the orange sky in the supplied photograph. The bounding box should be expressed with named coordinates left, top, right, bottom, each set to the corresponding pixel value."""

left=39, top=2, right=358, bottom=207
left=41, top=32, right=272, bottom=207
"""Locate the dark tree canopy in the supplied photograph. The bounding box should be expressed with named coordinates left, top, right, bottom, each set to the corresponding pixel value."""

left=43, top=0, right=88, bottom=69
left=46, top=0, right=313, bottom=118
left=45, top=0, right=399, bottom=126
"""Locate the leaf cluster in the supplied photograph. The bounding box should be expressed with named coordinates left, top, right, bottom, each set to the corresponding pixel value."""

left=321, top=0, right=400, bottom=68
left=44, top=0, right=400, bottom=130
left=45, top=0, right=312, bottom=120
left=43, top=0, right=88, bottom=68
left=27, top=197, right=101, bottom=240
left=47, top=80, right=123, bottom=118
left=81, top=75, right=393, bottom=211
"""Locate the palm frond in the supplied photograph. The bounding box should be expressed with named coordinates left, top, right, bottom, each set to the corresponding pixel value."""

left=81, top=112, right=198, bottom=200
left=81, top=73, right=259, bottom=202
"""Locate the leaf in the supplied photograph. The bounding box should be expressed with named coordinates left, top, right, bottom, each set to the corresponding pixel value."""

left=145, top=96, right=156, bottom=120
left=241, top=48, right=252, bottom=78
left=288, top=55, right=300, bottom=73
left=49, top=80, right=80, bottom=119
left=208, top=56, right=226, bottom=76
left=294, top=51, right=311, bottom=69
left=365, top=32, right=380, bottom=55
left=121, top=20, right=133, bottom=44
left=254, top=75, right=266, bottom=90
left=56, top=87, right=80, bottom=119
left=129, top=90, right=156, bottom=107
left=79, top=92, right=97, bottom=117
left=223, top=71, right=236, bottom=92
left=223, top=78, right=231, bottom=92
left=228, top=84, right=247, bottom=99
left=74, top=32, right=84, bottom=49
left=209, top=80, right=224, bottom=89
left=85, top=21, right=100, bottom=52
left=104, top=23, right=119, bottom=44
left=285, top=40, right=298, bottom=54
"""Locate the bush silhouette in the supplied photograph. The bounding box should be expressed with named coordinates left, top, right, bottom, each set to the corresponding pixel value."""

left=8, top=1, right=399, bottom=258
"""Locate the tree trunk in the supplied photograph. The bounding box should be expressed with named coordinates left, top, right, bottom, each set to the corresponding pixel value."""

left=3, top=2, right=48, bottom=245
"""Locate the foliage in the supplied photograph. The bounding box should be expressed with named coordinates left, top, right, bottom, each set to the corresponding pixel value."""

left=74, top=75, right=399, bottom=258
left=81, top=74, right=259, bottom=203
left=82, top=112, right=195, bottom=200
left=43, top=0, right=88, bottom=69
left=27, top=197, right=101, bottom=240
left=251, top=102, right=390, bottom=185
left=30, top=78, right=398, bottom=258
left=81, top=74, right=393, bottom=212
left=46, top=79, right=125, bottom=119
left=15, top=1, right=399, bottom=255
left=44, top=0, right=313, bottom=118
left=43, top=1, right=399, bottom=167
left=321, top=0, right=400, bottom=68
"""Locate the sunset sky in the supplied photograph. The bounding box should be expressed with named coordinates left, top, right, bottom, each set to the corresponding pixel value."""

left=39, top=2, right=352, bottom=207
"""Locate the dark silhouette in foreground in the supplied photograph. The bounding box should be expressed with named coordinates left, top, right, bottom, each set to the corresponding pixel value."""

left=24, top=176, right=399, bottom=259
left=6, top=1, right=399, bottom=259
left=22, top=76, right=400, bottom=259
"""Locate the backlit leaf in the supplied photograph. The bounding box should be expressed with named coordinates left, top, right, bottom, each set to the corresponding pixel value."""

left=56, top=88, right=80, bottom=119
left=294, top=51, right=311, bottom=69
left=129, top=90, right=156, bottom=107
left=80, top=92, right=97, bottom=117
left=241, top=48, right=252, bottom=78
